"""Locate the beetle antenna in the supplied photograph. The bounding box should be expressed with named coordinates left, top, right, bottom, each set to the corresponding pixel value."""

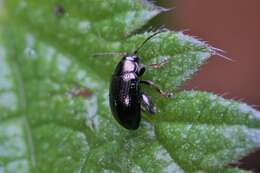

left=92, top=52, right=127, bottom=57
left=134, top=30, right=164, bottom=54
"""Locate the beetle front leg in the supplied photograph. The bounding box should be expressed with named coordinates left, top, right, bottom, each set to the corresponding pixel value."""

left=138, top=59, right=168, bottom=76
left=140, top=80, right=172, bottom=97
left=141, top=92, right=156, bottom=115
left=147, top=59, right=168, bottom=69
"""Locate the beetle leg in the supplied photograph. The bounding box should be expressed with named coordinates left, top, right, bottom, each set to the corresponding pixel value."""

left=147, top=59, right=168, bottom=69
left=140, top=80, right=172, bottom=97
left=141, top=92, right=156, bottom=115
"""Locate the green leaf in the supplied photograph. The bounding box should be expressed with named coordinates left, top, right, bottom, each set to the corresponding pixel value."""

left=0, top=0, right=259, bottom=173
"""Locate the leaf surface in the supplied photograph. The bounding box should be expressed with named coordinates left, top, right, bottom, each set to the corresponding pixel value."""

left=0, top=0, right=259, bottom=172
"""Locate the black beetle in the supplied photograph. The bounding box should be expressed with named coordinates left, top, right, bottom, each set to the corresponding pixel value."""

left=107, top=31, right=171, bottom=130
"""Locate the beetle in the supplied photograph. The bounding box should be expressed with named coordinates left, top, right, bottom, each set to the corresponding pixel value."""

left=108, top=31, right=171, bottom=130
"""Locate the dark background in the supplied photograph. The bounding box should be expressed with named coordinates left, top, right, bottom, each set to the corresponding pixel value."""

left=153, top=0, right=260, bottom=172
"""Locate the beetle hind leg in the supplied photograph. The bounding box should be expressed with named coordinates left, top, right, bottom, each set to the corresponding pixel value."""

left=141, top=92, right=156, bottom=115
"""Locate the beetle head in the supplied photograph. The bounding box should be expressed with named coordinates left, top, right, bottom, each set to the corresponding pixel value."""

left=124, top=55, right=140, bottom=63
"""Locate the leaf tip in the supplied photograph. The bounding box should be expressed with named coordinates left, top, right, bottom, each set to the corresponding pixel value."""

left=140, top=0, right=171, bottom=14
left=239, top=103, right=260, bottom=120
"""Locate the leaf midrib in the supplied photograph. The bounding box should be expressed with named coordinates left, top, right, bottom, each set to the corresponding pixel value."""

left=9, top=46, right=36, bottom=168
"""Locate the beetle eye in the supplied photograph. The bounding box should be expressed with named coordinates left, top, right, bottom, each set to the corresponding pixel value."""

left=137, top=65, right=145, bottom=76
left=133, top=56, right=139, bottom=62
